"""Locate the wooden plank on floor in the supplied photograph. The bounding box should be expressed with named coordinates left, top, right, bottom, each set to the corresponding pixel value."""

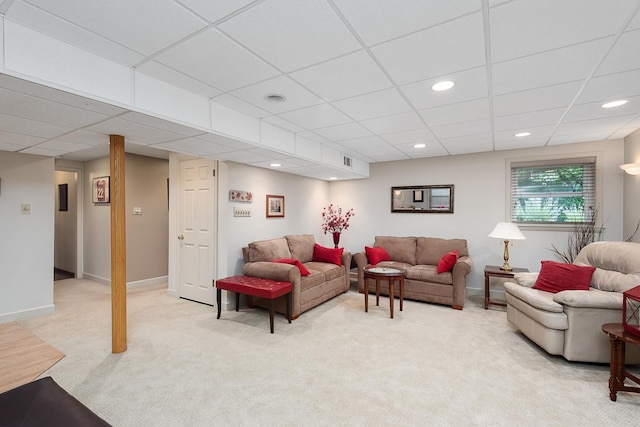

left=0, top=322, right=64, bottom=393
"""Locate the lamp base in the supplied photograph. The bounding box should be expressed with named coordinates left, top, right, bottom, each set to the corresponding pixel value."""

left=500, top=263, right=513, bottom=272
left=500, top=239, right=512, bottom=271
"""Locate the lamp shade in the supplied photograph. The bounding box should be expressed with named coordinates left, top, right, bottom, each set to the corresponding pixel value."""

left=620, top=163, right=640, bottom=175
left=488, top=222, right=526, bottom=240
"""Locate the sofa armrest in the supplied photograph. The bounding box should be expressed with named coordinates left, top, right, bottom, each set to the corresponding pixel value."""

left=451, top=256, right=472, bottom=309
left=553, top=288, right=623, bottom=309
left=353, top=252, right=368, bottom=292
left=243, top=261, right=300, bottom=283
left=511, top=272, right=539, bottom=287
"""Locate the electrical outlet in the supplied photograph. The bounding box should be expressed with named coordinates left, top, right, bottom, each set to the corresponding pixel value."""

left=21, top=203, right=32, bottom=214
left=133, top=207, right=142, bottom=215
left=233, top=207, right=251, bottom=217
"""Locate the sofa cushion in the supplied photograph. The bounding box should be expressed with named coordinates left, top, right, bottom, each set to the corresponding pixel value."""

left=374, top=236, right=416, bottom=265
left=272, top=258, right=310, bottom=276
left=285, top=234, right=315, bottom=263
left=504, top=282, right=565, bottom=313
left=248, top=238, right=291, bottom=262
left=553, top=288, right=623, bottom=309
left=365, top=246, right=391, bottom=265
left=437, top=250, right=459, bottom=273
left=312, top=244, right=343, bottom=266
left=306, top=261, right=344, bottom=282
left=406, top=265, right=452, bottom=284
left=373, top=261, right=413, bottom=271
left=299, top=271, right=326, bottom=292
left=574, top=241, right=640, bottom=292
left=512, top=272, right=539, bottom=287
left=532, top=260, right=595, bottom=293
left=416, top=237, right=468, bottom=265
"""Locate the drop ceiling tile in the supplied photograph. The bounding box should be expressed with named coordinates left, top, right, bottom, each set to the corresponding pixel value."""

left=338, top=135, right=388, bottom=151
left=289, top=50, right=392, bottom=101
left=355, top=145, right=408, bottom=162
left=494, top=125, right=555, bottom=145
left=419, top=98, right=489, bottom=128
left=24, top=0, right=207, bottom=55
left=493, top=81, right=583, bottom=116
left=229, top=75, right=323, bottom=114
left=314, top=122, right=372, bottom=141
left=492, top=38, right=612, bottom=95
left=55, top=130, right=109, bottom=146
left=6, top=1, right=145, bottom=66
left=0, top=141, right=24, bottom=151
left=494, top=138, right=547, bottom=151
left=0, top=130, right=44, bottom=147
left=548, top=131, right=614, bottom=145
left=554, top=115, right=637, bottom=136
left=194, top=132, right=257, bottom=150
left=333, top=0, right=479, bottom=46
left=121, top=112, right=206, bottom=136
left=630, top=9, right=640, bottom=30
left=431, top=119, right=491, bottom=140
left=596, top=29, right=640, bottom=76
left=85, top=118, right=187, bottom=144
left=213, top=148, right=275, bottom=163
left=32, top=139, right=94, bottom=152
left=0, top=113, right=73, bottom=138
left=381, top=128, right=436, bottom=145
left=490, top=0, right=637, bottom=62
left=493, top=108, right=566, bottom=132
left=332, top=88, right=412, bottom=121
left=371, top=12, right=485, bottom=85
left=135, top=61, right=222, bottom=99
left=394, top=141, right=448, bottom=159
left=219, top=0, right=361, bottom=72
left=401, top=67, right=488, bottom=110
left=295, top=131, right=330, bottom=144
left=154, top=27, right=279, bottom=92
left=278, top=104, right=352, bottom=130
left=610, top=127, right=640, bottom=139
left=439, top=133, right=494, bottom=155
left=360, top=111, right=424, bottom=135
left=576, top=69, right=640, bottom=104
left=20, top=146, right=67, bottom=156
left=178, top=0, right=256, bottom=23
left=155, top=137, right=234, bottom=156
left=565, top=96, right=640, bottom=122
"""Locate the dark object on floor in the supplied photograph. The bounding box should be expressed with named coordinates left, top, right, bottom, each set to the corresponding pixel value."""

left=0, top=376, right=110, bottom=426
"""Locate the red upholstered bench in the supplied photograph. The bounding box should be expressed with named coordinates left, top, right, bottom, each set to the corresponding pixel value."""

left=215, top=275, right=292, bottom=333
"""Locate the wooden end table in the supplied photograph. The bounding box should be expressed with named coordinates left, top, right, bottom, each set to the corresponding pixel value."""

left=363, top=266, right=405, bottom=319
left=484, top=265, right=529, bottom=309
left=602, top=323, right=640, bottom=401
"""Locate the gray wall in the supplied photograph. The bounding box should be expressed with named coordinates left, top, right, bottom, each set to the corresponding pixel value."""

left=54, top=170, right=77, bottom=273
left=623, top=129, right=640, bottom=241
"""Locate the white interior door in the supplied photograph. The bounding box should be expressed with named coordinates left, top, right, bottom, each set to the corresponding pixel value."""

left=178, top=159, right=216, bottom=305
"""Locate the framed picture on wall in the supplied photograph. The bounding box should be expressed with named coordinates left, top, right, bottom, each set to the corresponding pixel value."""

left=92, top=176, right=110, bottom=203
left=266, top=194, right=285, bottom=218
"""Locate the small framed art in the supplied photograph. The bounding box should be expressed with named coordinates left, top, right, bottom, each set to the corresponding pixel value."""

left=266, top=194, right=285, bottom=218
left=92, top=176, right=110, bottom=203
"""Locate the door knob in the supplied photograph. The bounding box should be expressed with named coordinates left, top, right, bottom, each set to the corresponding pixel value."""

left=178, top=235, right=184, bottom=240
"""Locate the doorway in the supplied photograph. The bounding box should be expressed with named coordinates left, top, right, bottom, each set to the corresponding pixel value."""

left=54, top=169, right=79, bottom=280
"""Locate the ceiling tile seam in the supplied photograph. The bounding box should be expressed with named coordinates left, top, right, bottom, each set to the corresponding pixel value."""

left=172, top=0, right=266, bottom=26
left=481, top=0, right=496, bottom=151
left=543, top=1, right=640, bottom=146
left=0, top=0, right=15, bottom=15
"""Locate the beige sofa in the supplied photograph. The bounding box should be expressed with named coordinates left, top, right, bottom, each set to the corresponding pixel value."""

left=353, top=236, right=472, bottom=310
left=504, top=241, right=640, bottom=363
left=242, top=234, right=351, bottom=319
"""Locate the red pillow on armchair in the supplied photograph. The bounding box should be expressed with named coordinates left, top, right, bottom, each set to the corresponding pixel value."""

left=532, top=260, right=595, bottom=293
left=312, top=244, right=343, bottom=266
left=437, top=250, right=460, bottom=273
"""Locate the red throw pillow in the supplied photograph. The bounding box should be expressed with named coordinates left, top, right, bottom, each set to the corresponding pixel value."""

left=312, top=244, right=343, bottom=266
left=272, top=258, right=310, bottom=276
left=532, top=260, right=595, bottom=293
left=437, top=250, right=460, bottom=273
left=365, top=246, right=391, bottom=265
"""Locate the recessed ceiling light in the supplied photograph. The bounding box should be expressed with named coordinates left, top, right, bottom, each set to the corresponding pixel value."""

left=431, top=80, right=455, bottom=92
left=329, top=177, right=337, bottom=180
left=602, top=99, right=628, bottom=109
left=414, top=143, right=426, bottom=148
left=270, top=163, right=281, bottom=167
left=514, top=132, right=531, bottom=137
left=264, top=94, right=287, bottom=103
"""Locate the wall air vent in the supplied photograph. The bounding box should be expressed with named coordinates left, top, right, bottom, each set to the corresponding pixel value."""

left=342, top=154, right=353, bottom=169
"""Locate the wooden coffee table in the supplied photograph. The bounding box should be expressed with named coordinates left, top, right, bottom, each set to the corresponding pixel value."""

left=363, top=266, right=405, bottom=319
left=602, top=323, right=640, bottom=401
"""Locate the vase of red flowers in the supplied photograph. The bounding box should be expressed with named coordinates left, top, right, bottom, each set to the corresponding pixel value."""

left=321, top=204, right=355, bottom=248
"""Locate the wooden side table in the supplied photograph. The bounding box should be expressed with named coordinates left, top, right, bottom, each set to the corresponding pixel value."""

left=363, top=266, right=405, bottom=319
left=484, top=265, right=528, bottom=309
left=602, top=323, right=640, bottom=401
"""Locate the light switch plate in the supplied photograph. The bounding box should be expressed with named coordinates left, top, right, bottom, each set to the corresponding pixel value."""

left=133, top=207, right=142, bottom=215
left=233, top=206, right=251, bottom=217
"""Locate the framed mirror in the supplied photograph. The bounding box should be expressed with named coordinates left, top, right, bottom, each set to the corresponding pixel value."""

left=391, top=185, right=454, bottom=213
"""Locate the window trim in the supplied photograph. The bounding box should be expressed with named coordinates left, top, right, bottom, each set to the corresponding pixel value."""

left=506, top=152, right=603, bottom=232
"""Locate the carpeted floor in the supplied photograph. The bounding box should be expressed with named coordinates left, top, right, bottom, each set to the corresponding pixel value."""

left=15, top=279, right=640, bottom=426
left=0, top=322, right=64, bottom=393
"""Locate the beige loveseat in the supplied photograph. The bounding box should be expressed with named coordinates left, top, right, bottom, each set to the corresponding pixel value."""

left=504, top=241, right=640, bottom=363
left=353, top=236, right=472, bottom=310
left=242, top=234, right=351, bottom=319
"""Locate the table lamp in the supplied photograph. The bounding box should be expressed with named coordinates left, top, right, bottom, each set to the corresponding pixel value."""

left=488, top=222, right=526, bottom=271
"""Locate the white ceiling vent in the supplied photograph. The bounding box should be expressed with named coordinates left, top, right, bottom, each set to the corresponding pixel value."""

left=342, top=154, right=353, bottom=169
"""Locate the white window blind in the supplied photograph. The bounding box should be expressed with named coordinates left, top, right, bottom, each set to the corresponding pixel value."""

left=510, top=158, right=596, bottom=224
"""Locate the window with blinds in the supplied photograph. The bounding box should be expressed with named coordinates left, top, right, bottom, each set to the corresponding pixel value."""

left=510, top=157, right=596, bottom=224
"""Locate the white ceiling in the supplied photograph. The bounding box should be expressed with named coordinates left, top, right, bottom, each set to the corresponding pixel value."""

left=1, top=0, right=640, bottom=178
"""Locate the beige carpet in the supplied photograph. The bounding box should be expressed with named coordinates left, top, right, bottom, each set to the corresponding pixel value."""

left=0, top=322, right=64, bottom=393
left=16, top=279, right=640, bottom=426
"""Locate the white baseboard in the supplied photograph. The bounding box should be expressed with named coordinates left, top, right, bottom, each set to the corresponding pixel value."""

left=82, top=273, right=168, bottom=289
left=0, top=304, right=55, bottom=323
left=82, top=272, right=110, bottom=285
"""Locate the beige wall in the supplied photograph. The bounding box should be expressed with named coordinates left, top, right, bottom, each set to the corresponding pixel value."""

left=623, top=129, right=640, bottom=241
left=54, top=170, right=77, bottom=273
